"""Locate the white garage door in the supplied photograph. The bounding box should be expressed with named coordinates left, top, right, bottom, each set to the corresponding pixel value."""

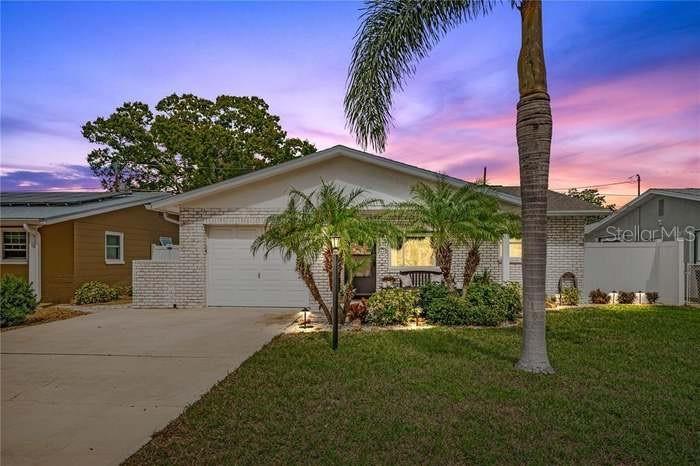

left=206, top=226, right=308, bottom=307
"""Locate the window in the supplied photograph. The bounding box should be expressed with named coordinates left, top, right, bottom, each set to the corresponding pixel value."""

left=2, top=231, right=27, bottom=261
left=105, top=231, right=124, bottom=264
left=390, top=237, right=435, bottom=267
left=658, top=199, right=665, bottom=217
left=501, top=238, right=522, bottom=262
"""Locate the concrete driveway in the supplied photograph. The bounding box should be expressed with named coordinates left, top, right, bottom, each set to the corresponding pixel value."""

left=1, top=306, right=299, bottom=466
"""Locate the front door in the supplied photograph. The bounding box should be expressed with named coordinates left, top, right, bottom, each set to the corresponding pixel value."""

left=350, top=246, right=376, bottom=298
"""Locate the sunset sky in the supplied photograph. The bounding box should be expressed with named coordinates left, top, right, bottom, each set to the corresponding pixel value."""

left=1, top=1, right=698, bottom=207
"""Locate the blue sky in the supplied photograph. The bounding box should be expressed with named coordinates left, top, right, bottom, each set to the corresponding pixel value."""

left=1, top=1, right=698, bottom=205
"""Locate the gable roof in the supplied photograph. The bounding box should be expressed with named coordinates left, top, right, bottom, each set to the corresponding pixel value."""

left=490, top=186, right=611, bottom=216
left=148, top=145, right=607, bottom=216
left=585, top=188, right=700, bottom=235
left=0, top=191, right=172, bottom=225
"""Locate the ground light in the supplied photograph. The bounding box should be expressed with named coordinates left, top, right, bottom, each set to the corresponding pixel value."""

left=331, top=235, right=340, bottom=350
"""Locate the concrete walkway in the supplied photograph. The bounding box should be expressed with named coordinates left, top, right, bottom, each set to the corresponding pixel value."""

left=1, top=306, right=299, bottom=466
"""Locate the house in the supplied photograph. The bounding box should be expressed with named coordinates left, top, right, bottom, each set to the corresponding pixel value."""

left=585, top=188, right=700, bottom=263
left=133, top=145, right=609, bottom=309
left=0, top=191, right=178, bottom=303
left=583, top=188, right=700, bottom=305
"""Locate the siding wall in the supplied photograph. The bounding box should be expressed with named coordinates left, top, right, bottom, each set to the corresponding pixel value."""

left=0, top=263, right=28, bottom=280
left=22, top=205, right=180, bottom=303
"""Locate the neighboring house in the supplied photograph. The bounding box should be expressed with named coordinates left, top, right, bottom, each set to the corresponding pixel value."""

left=0, top=192, right=178, bottom=303
left=583, top=188, right=700, bottom=305
left=585, top=188, right=700, bottom=263
left=133, top=145, right=609, bottom=309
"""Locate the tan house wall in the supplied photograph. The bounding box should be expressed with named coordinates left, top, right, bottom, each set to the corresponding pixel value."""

left=1, top=263, right=28, bottom=280
left=1, top=205, right=179, bottom=304
left=41, top=221, right=75, bottom=303
left=71, top=205, right=178, bottom=296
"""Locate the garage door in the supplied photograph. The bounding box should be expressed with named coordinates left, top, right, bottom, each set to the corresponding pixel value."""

left=207, top=226, right=308, bottom=307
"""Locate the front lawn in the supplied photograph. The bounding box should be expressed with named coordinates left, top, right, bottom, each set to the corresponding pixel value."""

left=126, top=306, right=699, bottom=465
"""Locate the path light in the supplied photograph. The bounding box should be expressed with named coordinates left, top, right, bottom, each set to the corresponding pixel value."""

left=299, top=307, right=312, bottom=329
left=331, top=235, right=340, bottom=351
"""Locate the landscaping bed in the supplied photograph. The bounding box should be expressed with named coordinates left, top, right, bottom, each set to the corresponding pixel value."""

left=125, top=305, right=699, bottom=465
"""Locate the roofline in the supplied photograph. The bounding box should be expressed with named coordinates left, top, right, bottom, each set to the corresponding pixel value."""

left=547, top=209, right=612, bottom=217
left=0, top=193, right=171, bottom=226
left=585, top=188, right=699, bottom=235
left=149, top=145, right=522, bottom=211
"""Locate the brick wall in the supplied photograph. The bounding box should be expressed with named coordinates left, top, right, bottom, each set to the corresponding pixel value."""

left=132, top=261, right=178, bottom=308
left=133, top=207, right=585, bottom=308
left=374, top=216, right=585, bottom=297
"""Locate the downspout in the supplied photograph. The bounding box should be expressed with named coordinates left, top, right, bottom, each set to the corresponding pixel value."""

left=162, top=212, right=180, bottom=225
left=22, top=224, right=41, bottom=301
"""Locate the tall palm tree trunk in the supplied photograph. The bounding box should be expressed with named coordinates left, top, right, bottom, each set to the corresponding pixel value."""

left=297, top=260, right=332, bottom=324
left=461, top=245, right=480, bottom=296
left=515, top=0, right=554, bottom=374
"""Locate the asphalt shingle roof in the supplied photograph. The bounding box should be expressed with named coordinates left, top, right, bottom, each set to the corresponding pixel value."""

left=490, top=186, right=611, bottom=214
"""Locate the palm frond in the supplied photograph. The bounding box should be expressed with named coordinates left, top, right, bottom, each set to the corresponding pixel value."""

left=345, top=0, right=496, bottom=150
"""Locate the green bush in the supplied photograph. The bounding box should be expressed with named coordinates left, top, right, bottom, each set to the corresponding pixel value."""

left=499, top=282, right=522, bottom=320
left=1, top=275, right=38, bottom=327
left=645, top=291, right=659, bottom=304
left=589, top=288, right=610, bottom=304
left=617, top=291, right=636, bottom=304
left=418, top=282, right=450, bottom=309
left=113, top=284, right=133, bottom=298
left=560, top=287, right=580, bottom=306
left=366, top=288, right=419, bottom=326
left=74, top=281, right=119, bottom=305
left=424, top=294, right=470, bottom=325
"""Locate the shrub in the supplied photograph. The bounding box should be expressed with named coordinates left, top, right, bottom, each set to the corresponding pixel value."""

left=0, top=275, right=38, bottom=327
left=366, top=288, right=419, bottom=326
left=545, top=295, right=558, bottom=309
left=346, top=299, right=368, bottom=323
left=471, top=270, right=493, bottom=285
left=560, top=287, right=580, bottom=306
left=645, top=291, right=659, bottom=304
left=418, top=282, right=450, bottom=309
left=74, top=281, right=119, bottom=305
left=589, top=288, right=610, bottom=304
left=617, top=291, right=636, bottom=304
left=113, top=284, right=133, bottom=298
left=424, top=294, right=470, bottom=325
left=463, top=280, right=520, bottom=319
left=500, top=282, right=522, bottom=320
left=425, top=294, right=509, bottom=327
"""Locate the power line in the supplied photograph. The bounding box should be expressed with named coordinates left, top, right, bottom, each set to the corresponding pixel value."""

left=550, top=176, right=638, bottom=192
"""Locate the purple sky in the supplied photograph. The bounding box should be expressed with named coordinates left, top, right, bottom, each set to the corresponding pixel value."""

left=1, top=1, right=698, bottom=207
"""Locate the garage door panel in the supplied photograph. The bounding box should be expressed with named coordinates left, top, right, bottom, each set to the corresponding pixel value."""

left=207, top=226, right=307, bottom=307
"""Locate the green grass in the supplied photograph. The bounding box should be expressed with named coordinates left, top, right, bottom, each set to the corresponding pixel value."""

left=125, top=306, right=699, bottom=465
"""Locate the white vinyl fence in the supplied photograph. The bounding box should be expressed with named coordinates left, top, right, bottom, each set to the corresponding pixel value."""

left=151, top=244, right=180, bottom=262
left=584, top=240, right=685, bottom=305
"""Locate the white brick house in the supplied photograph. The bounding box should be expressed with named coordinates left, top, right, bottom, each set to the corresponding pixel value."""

left=133, top=145, right=608, bottom=309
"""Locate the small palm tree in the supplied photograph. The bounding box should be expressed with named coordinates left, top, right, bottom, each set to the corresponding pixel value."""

left=395, top=180, right=473, bottom=288
left=252, top=180, right=401, bottom=324
left=456, top=194, right=520, bottom=295
left=345, top=0, right=555, bottom=373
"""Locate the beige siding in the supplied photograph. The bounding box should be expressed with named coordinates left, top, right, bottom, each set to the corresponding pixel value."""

left=72, top=205, right=178, bottom=292
left=1, top=263, right=28, bottom=281
left=41, top=221, right=75, bottom=303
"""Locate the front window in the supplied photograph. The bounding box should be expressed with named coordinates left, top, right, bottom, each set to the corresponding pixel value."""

left=105, top=231, right=124, bottom=264
left=2, top=231, right=27, bottom=261
left=391, top=237, right=435, bottom=267
left=501, top=237, right=522, bottom=262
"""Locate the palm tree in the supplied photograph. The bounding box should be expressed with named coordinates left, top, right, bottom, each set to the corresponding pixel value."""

left=345, top=0, right=554, bottom=373
left=456, top=193, right=520, bottom=295
left=395, top=179, right=478, bottom=289
left=252, top=180, right=401, bottom=324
